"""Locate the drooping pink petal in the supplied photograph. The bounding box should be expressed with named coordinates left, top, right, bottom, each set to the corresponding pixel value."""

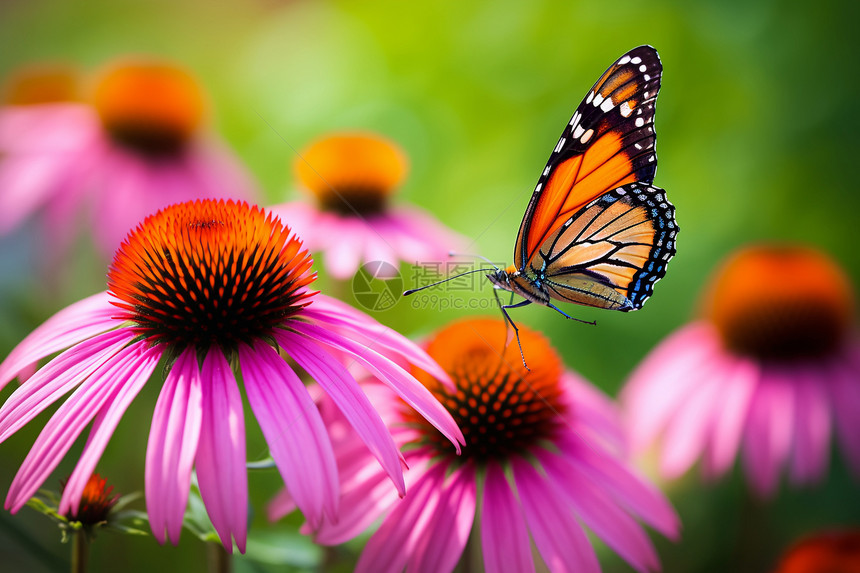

left=410, top=463, right=476, bottom=573
left=278, top=330, right=405, bottom=495
left=557, top=432, right=680, bottom=540
left=195, top=350, right=248, bottom=553
left=239, top=342, right=338, bottom=530
left=829, top=350, right=860, bottom=476
left=658, top=364, right=725, bottom=478
left=267, top=489, right=298, bottom=522
left=145, top=348, right=203, bottom=545
left=303, top=294, right=453, bottom=386
left=622, top=323, right=722, bottom=453
left=560, top=372, right=625, bottom=454
left=539, top=449, right=660, bottom=573
left=59, top=341, right=160, bottom=516
left=742, top=369, right=795, bottom=497
left=789, top=368, right=831, bottom=484
left=0, top=329, right=135, bottom=443
left=356, top=463, right=447, bottom=573
left=0, top=291, right=116, bottom=388
left=278, top=323, right=464, bottom=451
left=312, top=453, right=427, bottom=545
left=5, top=340, right=153, bottom=512
left=325, top=225, right=365, bottom=279
left=703, top=356, right=759, bottom=479
left=513, top=457, right=600, bottom=573
left=481, top=462, right=536, bottom=573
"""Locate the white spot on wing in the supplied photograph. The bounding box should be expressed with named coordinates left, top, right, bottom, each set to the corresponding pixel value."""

left=639, top=64, right=647, bottom=72
left=635, top=117, right=645, bottom=128
left=593, top=93, right=604, bottom=106
left=600, top=98, right=614, bottom=112
left=619, top=55, right=631, bottom=65
left=573, top=124, right=585, bottom=138
left=620, top=101, right=632, bottom=117
left=631, top=56, right=642, bottom=64
left=581, top=129, right=594, bottom=144
left=554, top=138, right=566, bottom=153
left=586, top=91, right=595, bottom=104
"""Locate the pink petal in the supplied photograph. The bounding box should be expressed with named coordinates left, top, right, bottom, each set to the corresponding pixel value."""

left=278, top=322, right=464, bottom=450
left=790, top=368, right=831, bottom=484
left=0, top=329, right=135, bottom=443
left=278, top=331, right=405, bottom=495
left=0, top=292, right=116, bottom=389
left=145, top=349, right=204, bottom=545
left=304, top=294, right=453, bottom=386
left=267, top=489, right=297, bottom=522
left=356, top=463, right=448, bottom=573
left=59, top=341, right=160, bottom=516
left=481, top=463, right=536, bottom=573
left=410, top=464, right=476, bottom=573
left=513, top=458, right=600, bottom=573
left=561, top=372, right=624, bottom=453
left=558, top=432, right=680, bottom=540
left=829, top=352, right=860, bottom=476
left=239, top=342, right=338, bottom=529
left=622, top=323, right=722, bottom=454
left=5, top=340, right=153, bottom=512
left=195, top=350, right=248, bottom=553
left=658, top=365, right=725, bottom=479
left=742, top=369, right=795, bottom=498
left=539, top=449, right=660, bottom=573
left=703, top=356, right=759, bottom=479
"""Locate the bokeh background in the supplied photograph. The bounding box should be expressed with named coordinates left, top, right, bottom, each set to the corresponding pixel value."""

left=1, top=0, right=859, bottom=571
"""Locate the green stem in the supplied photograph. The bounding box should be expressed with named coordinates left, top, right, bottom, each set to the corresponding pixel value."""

left=207, top=542, right=232, bottom=573
left=71, top=532, right=89, bottom=573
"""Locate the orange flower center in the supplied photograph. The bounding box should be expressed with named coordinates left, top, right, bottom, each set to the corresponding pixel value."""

left=108, top=200, right=316, bottom=352
left=705, top=245, right=854, bottom=361
left=406, top=318, right=565, bottom=463
left=295, top=133, right=407, bottom=215
left=92, top=61, right=204, bottom=158
left=774, top=531, right=860, bottom=573
left=3, top=64, right=79, bottom=105
left=62, top=473, right=118, bottom=526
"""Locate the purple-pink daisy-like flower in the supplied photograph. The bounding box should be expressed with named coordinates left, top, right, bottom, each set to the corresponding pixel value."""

left=270, top=318, right=679, bottom=573
left=622, top=244, right=860, bottom=498
left=269, top=132, right=465, bottom=279
left=0, top=59, right=255, bottom=264
left=0, top=199, right=463, bottom=553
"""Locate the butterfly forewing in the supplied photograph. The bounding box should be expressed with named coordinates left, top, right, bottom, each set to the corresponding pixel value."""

left=515, top=45, right=663, bottom=270
left=538, top=182, right=678, bottom=310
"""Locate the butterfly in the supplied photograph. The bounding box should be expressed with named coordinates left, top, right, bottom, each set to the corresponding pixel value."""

left=406, top=46, right=678, bottom=366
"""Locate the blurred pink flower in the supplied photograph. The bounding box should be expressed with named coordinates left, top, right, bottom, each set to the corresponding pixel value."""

left=0, top=200, right=463, bottom=553
left=270, top=132, right=464, bottom=279
left=270, top=318, right=679, bottom=573
left=0, top=59, right=255, bottom=264
left=622, top=244, right=860, bottom=497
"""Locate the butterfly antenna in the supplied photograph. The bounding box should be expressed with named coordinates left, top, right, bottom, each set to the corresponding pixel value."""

left=447, top=251, right=501, bottom=271
left=403, top=267, right=498, bottom=296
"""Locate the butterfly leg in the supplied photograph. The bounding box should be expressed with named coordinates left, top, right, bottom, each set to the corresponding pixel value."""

left=546, top=302, right=597, bottom=326
left=494, top=292, right=532, bottom=371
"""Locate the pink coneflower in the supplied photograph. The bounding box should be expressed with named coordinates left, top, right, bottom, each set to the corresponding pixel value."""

left=772, top=530, right=860, bottom=573
left=0, top=199, right=463, bottom=552
left=270, top=318, right=679, bottom=572
left=622, top=244, right=860, bottom=497
left=270, top=132, right=464, bottom=279
left=0, top=59, right=254, bottom=262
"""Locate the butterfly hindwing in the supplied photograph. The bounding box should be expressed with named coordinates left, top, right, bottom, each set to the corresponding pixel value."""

left=515, top=45, right=663, bottom=271
left=533, top=182, right=678, bottom=311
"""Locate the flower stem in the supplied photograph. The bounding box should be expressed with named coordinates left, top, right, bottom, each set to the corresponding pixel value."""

left=206, top=543, right=232, bottom=573
left=71, top=532, right=89, bottom=573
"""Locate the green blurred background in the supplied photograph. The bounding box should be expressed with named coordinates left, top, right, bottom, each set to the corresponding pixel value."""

left=1, top=0, right=859, bottom=571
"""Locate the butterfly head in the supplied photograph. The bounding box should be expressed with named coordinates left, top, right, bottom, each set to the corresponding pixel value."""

left=486, top=265, right=519, bottom=290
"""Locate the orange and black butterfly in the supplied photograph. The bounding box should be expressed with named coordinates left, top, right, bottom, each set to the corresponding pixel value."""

left=488, top=45, right=677, bottom=320
left=408, top=46, right=678, bottom=363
